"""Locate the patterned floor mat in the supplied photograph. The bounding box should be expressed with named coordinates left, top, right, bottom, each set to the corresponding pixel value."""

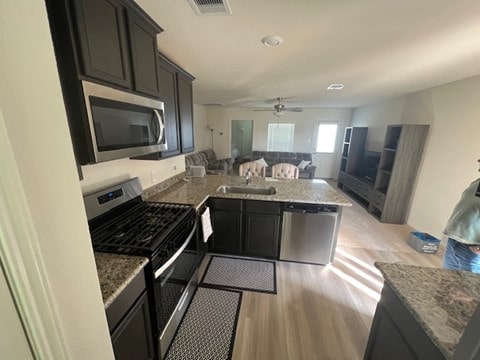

left=200, top=255, right=277, bottom=294
left=165, top=287, right=241, bottom=360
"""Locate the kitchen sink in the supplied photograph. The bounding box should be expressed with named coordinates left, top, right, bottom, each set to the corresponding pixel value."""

left=216, top=185, right=276, bottom=195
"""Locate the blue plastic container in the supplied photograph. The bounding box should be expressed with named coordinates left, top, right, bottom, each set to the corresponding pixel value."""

left=408, top=231, right=440, bottom=254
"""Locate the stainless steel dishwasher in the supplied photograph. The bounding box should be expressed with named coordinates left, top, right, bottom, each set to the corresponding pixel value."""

left=280, top=203, right=339, bottom=265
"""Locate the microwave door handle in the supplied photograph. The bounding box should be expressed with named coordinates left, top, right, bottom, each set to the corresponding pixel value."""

left=153, top=109, right=165, bottom=144
left=154, top=222, right=197, bottom=279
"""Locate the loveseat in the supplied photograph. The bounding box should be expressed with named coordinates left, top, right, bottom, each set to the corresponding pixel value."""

left=248, top=151, right=316, bottom=179
left=185, top=149, right=233, bottom=175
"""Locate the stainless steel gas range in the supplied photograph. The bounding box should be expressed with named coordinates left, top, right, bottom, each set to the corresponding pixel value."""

left=84, top=178, right=198, bottom=359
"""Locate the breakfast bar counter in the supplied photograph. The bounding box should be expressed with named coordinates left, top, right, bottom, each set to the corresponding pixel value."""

left=145, top=175, right=352, bottom=208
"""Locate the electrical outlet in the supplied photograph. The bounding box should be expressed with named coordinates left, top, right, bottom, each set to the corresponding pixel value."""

left=151, top=170, right=158, bottom=182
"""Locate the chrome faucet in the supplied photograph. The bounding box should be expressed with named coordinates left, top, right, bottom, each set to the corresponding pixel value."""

left=246, top=169, right=252, bottom=185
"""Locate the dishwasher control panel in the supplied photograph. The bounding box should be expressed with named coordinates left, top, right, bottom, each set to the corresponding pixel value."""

left=284, top=203, right=338, bottom=213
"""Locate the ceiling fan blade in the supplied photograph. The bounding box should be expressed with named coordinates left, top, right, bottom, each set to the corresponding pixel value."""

left=285, top=108, right=304, bottom=112
left=253, top=109, right=275, bottom=111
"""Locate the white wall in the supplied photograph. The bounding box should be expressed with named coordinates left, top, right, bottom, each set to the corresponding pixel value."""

left=0, top=1, right=114, bottom=358
left=205, top=106, right=352, bottom=171
left=193, top=104, right=211, bottom=152
left=351, top=75, right=480, bottom=240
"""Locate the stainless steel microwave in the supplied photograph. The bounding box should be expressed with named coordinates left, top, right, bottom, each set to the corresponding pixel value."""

left=81, top=81, right=167, bottom=163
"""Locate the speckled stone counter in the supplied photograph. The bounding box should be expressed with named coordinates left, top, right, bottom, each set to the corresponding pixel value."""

left=375, top=262, right=480, bottom=358
left=146, top=175, right=352, bottom=209
left=94, top=252, right=149, bottom=308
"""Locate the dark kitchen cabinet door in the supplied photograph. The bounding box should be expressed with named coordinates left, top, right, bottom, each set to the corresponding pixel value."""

left=209, top=198, right=242, bottom=254
left=157, top=57, right=181, bottom=158
left=244, top=201, right=281, bottom=258
left=210, top=199, right=281, bottom=259
left=211, top=210, right=242, bottom=254
left=177, top=72, right=195, bottom=154
left=244, top=213, right=280, bottom=258
left=127, top=11, right=161, bottom=98
left=111, top=292, right=155, bottom=360
left=72, top=0, right=132, bottom=88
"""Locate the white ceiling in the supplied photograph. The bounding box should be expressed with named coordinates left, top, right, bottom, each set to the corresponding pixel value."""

left=138, top=0, right=480, bottom=109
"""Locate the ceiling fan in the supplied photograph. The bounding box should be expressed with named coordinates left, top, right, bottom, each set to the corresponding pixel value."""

left=254, top=97, right=303, bottom=116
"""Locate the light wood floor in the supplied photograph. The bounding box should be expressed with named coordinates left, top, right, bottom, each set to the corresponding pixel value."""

left=204, top=185, right=443, bottom=360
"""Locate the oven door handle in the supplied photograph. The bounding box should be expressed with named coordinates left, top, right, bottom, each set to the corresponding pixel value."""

left=154, top=222, right=197, bottom=279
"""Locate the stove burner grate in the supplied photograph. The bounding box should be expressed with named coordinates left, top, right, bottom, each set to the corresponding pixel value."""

left=89, top=202, right=195, bottom=255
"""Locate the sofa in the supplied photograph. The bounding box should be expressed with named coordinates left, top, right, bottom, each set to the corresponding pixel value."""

left=185, top=149, right=233, bottom=175
left=246, top=151, right=316, bottom=179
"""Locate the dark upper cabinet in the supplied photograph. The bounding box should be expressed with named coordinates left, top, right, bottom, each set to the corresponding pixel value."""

left=177, top=72, right=195, bottom=154
left=70, top=0, right=162, bottom=97
left=157, top=56, right=181, bottom=158
left=72, top=0, right=132, bottom=88
left=127, top=10, right=161, bottom=97
left=133, top=55, right=194, bottom=160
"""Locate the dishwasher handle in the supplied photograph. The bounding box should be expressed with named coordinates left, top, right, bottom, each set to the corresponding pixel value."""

left=283, top=203, right=338, bottom=214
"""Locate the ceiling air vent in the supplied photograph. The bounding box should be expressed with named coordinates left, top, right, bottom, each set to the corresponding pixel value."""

left=187, top=0, right=232, bottom=16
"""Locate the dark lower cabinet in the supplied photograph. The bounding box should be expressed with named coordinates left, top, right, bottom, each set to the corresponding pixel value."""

left=209, top=198, right=243, bottom=254
left=111, top=292, right=154, bottom=360
left=364, top=284, right=445, bottom=360
left=106, top=268, right=154, bottom=360
left=244, top=213, right=280, bottom=258
left=244, top=200, right=280, bottom=258
left=209, top=198, right=281, bottom=258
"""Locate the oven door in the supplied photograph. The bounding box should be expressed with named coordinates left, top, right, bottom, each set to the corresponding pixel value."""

left=153, top=223, right=198, bottom=358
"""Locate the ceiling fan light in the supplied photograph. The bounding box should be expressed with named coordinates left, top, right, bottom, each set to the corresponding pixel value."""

left=274, top=111, right=285, bottom=116
left=261, top=35, right=283, bottom=47
left=327, top=83, right=345, bottom=90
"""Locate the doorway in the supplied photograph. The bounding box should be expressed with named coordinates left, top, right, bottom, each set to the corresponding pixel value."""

left=231, top=120, right=253, bottom=161
left=312, top=122, right=339, bottom=178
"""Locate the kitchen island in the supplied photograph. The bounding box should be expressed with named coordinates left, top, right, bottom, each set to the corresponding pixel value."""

left=365, top=262, right=480, bottom=359
left=146, top=174, right=351, bottom=262
left=145, top=175, right=352, bottom=208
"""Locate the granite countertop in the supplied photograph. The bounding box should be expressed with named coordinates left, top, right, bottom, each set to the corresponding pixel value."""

left=94, top=252, right=149, bottom=308
left=375, top=262, right=480, bottom=358
left=146, top=175, right=352, bottom=209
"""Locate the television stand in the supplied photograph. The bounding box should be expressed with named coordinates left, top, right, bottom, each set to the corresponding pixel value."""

left=338, top=125, right=429, bottom=224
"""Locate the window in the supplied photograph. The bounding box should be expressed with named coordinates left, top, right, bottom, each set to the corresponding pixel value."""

left=267, top=123, right=295, bottom=152
left=315, top=123, right=338, bottom=153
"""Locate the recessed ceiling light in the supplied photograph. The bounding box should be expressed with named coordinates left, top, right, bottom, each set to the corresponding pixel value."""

left=327, top=84, right=345, bottom=90
left=261, top=35, right=283, bottom=47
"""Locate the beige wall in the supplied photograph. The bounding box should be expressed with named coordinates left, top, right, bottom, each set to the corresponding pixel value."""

left=0, top=1, right=114, bottom=358
left=205, top=107, right=352, bottom=165
left=351, top=75, right=480, bottom=240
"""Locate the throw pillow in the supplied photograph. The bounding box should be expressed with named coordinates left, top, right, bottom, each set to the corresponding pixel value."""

left=255, top=157, right=269, bottom=167
left=297, top=160, right=311, bottom=170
